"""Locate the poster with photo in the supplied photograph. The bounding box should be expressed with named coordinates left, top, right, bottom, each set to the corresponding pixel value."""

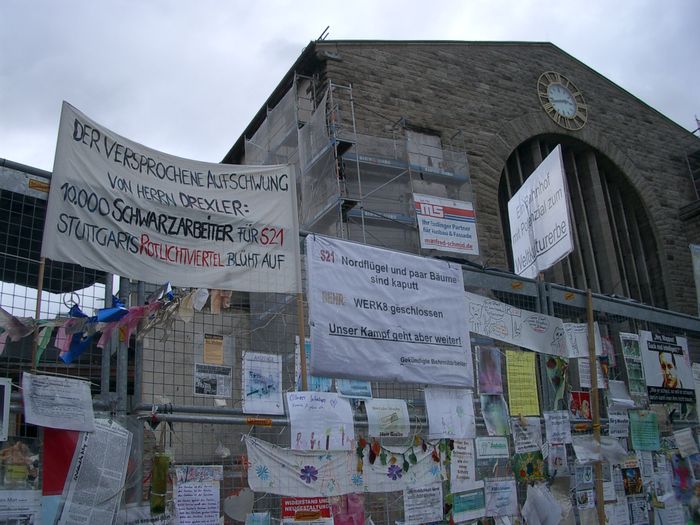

left=194, top=364, right=232, bottom=397
left=622, top=467, right=643, bottom=496
left=477, top=346, right=503, bottom=394
left=639, top=331, right=694, bottom=404
left=242, top=352, right=284, bottom=415
left=569, top=391, right=591, bottom=420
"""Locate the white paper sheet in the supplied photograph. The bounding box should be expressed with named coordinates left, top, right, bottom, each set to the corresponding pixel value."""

left=242, top=352, right=284, bottom=415
left=521, top=484, right=562, bottom=525
left=673, top=427, right=698, bottom=457
left=287, top=392, right=355, bottom=450
left=57, top=419, right=132, bottom=524
left=450, top=440, right=480, bottom=493
left=365, top=398, right=410, bottom=438
left=194, top=363, right=232, bottom=397
left=604, top=502, right=630, bottom=525
left=0, top=489, right=41, bottom=523
left=608, top=380, right=635, bottom=409
left=403, top=483, right=443, bottom=525
left=511, top=417, right=542, bottom=453
left=424, top=387, right=476, bottom=439
left=22, top=372, right=95, bottom=431
left=175, top=481, right=220, bottom=525
left=544, top=411, right=571, bottom=444
left=608, top=410, right=630, bottom=438
left=484, top=478, right=518, bottom=517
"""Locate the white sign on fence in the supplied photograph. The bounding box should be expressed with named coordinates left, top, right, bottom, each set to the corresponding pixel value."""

left=413, top=193, right=479, bottom=255
left=507, top=145, right=572, bottom=278
left=42, top=102, right=300, bottom=292
left=306, top=235, right=473, bottom=387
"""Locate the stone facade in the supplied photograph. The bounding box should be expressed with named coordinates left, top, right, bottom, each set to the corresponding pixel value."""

left=304, top=41, right=700, bottom=314
left=226, top=41, right=700, bottom=315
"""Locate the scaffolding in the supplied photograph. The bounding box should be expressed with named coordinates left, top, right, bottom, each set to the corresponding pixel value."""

left=242, top=76, right=474, bottom=258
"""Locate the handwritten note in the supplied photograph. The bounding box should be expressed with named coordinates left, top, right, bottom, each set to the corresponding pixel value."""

left=286, top=392, right=355, bottom=450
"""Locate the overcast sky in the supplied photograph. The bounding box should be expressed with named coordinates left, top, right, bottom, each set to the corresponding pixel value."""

left=1, top=0, right=698, bottom=172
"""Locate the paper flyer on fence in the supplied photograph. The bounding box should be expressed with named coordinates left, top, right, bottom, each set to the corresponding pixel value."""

left=22, top=372, right=95, bottom=432
left=287, top=392, right=355, bottom=450
left=403, top=483, right=443, bottom=525
left=511, top=416, right=542, bottom=454
left=629, top=410, right=660, bottom=451
left=544, top=411, right=572, bottom=444
left=0, top=377, right=10, bottom=441
left=365, top=398, right=410, bottom=438
left=563, top=322, right=602, bottom=359
left=639, top=331, right=694, bottom=404
left=450, top=440, right=480, bottom=493
left=194, top=363, right=232, bottom=398
left=484, top=478, right=518, bottom=517
left=0, top=490, right=41, bottom=523
left=175, top=481, right=220, bottom=525
left=477, top=345, right=503, bottom=394
left=57, top=418, right=132, bottom=524
left=481, top=395, right=510, bottom=436
left=506, top=350, right=540, bottom=416
left=452, top=486, right=486, bottom=522
left=424, top=386, right=476, bottom=439
left=242, top=352, right=284, bottom=415
left=475, top=437, right=509, bottom=460
left=307, top=235, right=473, bottom=387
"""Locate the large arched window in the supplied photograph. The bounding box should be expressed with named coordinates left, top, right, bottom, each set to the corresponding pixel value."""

left=498, top=135, right=667, bottom=308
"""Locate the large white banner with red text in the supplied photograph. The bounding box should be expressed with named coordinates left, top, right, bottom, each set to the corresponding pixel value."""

left=42, top=102, right=299, bottom=292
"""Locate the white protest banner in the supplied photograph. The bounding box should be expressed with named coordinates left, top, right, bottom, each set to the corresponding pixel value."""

left=365, top=398, right=410, bottom=438
left=507, top=145, right=573, bottom=278
left=244, top=436, right=445, bottom=497
left=286, top=392, right=355, bottom=451
left=413, top=193, right=479, bottom=255
left=307, top=234, right=472, bottom=386
left=465, top=292, right=568, bottom=357
left=42, top=102, right=300, bottom=292
left=639, top=331, right=694, bottom=404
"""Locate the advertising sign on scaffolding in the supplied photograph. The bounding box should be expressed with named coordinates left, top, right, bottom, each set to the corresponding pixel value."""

left=507, top=145, right=573, bottom=278
left=413, top=193, right=479, bottom=255
left=42, top=102, right=300, bottom=292
left=306, top=235, right=473, bottom=387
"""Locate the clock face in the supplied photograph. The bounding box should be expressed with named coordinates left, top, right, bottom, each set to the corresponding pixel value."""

left=537, top=72, right=587, bottom=130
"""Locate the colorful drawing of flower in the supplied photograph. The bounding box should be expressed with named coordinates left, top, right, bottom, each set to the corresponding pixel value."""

left=430, top=465, right=440, bottom=477
left=387, top=464, right=403, bottom=480
left=352, top=473, right=363, bottom=486
left=300, top=465, right=318, bottom=483
left=255, top=465, right=270, bottom=480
